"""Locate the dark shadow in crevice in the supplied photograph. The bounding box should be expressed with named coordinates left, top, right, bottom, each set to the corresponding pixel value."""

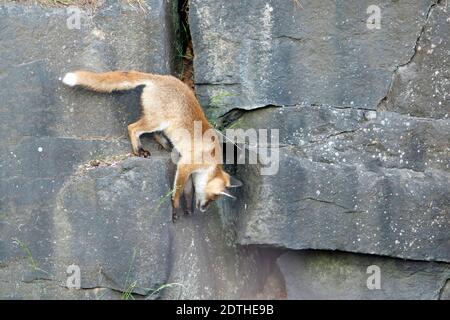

left=176, top=0, right=194, bottom=89
left=217, top=104, right=281, bottom=130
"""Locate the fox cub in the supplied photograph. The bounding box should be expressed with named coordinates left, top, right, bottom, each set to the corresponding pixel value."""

left=62, top=71, right=241, bottom=221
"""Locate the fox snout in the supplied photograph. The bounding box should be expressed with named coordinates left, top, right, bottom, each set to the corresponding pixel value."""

left=199, top=200, right=211, bottom=212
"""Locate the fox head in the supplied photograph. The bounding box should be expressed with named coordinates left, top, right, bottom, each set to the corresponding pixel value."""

left=195, top=167, right=242, bottom=212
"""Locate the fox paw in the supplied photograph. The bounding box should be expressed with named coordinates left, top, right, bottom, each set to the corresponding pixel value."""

left=172, top=209, right=179, bottom=223
left=138, top=148, right=151, bottom=158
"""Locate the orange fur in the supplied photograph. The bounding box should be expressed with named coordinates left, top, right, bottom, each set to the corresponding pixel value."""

left=63, top=70, right=235, bottom=221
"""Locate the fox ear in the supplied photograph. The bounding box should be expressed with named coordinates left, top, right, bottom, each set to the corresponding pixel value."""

left=228, top=176, right=243, bottom=188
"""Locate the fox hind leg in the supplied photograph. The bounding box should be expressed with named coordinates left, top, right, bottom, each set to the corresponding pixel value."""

left=127, top=118, right=163, bottom=158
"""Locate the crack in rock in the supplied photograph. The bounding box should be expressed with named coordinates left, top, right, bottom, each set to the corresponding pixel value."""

left=439, top=278, right=450, bottom=300
left=377, top=0, right=441, bottom=109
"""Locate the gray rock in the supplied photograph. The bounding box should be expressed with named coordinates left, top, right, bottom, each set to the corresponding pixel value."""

left=232, top=106, right=450, bottom=262
left=0, top=0, right=177, bottom=142
left=1, top=0, right=449, bottom=300
left=0, top=1, right=281, bottom=300
left=161, top=200, right=278, bottom=300
left=381, top=2, right=450, bottom=119
left=277, top=250, right=450, bottom=300
left=0, top=272, right=123, bottom=300
left=441, top=279, right=450, bottom=300
left=1, top=157, right=174, bottom=297
left=231, top=106, right=449, bottom=172
left=190, top=0, right=437, bottom=117
left=1, top=153, right=282, bottom=300
left=0, top=1, right=180, bottom=299
left=51, top=157, right=174, bottom=295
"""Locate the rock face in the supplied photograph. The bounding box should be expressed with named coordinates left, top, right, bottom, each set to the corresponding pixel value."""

left=0, top=0, right=178, bottom=298
left=0, top=0, right=176, bottom=143
left=381, top=3, right=450, bottom=119
left=1, top=0, right=449, bottom=300
left=233, top=106, right=450, bottom=262
left=2, top=158, right=174, bottom=299
left=2, top=152, right=270, bottom=299
left=161, top=201, right=274, bottom=300
left=189, top=0, right=449, bottom=298
left=0, top=1, right=277, bottom=299
left=277, top=251, right=450, bottom=300
left=190, top=0, right=439, bottom=117
left=441, top=280, right=450, bottom=300
left=52, top=158, right=174, bottom=296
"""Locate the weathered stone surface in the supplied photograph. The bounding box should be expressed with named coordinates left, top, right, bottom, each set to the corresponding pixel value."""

left=0, top=259, right=123, bottom=300
left=52, top=158, right=173, bottom=295
left=2, top=0, right=449, bottom=300
left=0, top=0, right=177, bottom=142
left=161, top=200, right=277, bottom=300
left=381, top=3, right=450, bottom=119
left=190, top=0, right=438, bottom=117
left=1, top=157, right=174, bottom=297
left=1, top=153, right=282, bottom=299
left=441, top=279, right=450, bottom=300
left=277, top=250, right=450, bottom=300
left=0, top=1, right=180, bottom=299
left=0, top=1, right=282, bottom=300
left=231, top=106, right=449, bottom=172
left=233, top=106, right=450, bottom=262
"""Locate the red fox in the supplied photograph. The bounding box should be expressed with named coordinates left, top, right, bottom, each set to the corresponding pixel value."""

left=62, top=70, right=241, bottom=221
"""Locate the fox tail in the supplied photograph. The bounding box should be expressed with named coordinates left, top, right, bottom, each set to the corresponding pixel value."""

left=62, top=70, right=155, bottom=92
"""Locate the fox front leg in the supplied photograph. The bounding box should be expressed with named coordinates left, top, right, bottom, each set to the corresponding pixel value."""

left=171, top=164, right=194, bottom=222
left=183, top=176, right=194, bottom=216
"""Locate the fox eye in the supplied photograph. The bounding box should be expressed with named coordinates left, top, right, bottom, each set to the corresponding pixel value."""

left=208, top=194, right=219, bottom=201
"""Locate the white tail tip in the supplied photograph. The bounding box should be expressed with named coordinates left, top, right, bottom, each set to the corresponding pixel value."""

left=62, top=72, right=78, bottom=86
